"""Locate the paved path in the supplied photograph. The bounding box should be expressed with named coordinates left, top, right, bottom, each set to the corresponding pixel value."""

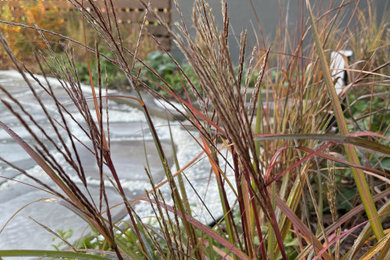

left=0, top=71, right=174, bottom=250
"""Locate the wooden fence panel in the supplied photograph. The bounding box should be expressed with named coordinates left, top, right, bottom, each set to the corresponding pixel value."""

left=0, top=0, right=172, bottom=49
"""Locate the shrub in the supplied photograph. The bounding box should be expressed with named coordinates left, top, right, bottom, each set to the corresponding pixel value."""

left=0, top=1, right=65, bottom=60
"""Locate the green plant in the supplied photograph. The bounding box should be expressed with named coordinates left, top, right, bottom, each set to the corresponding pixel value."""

left=0, top=0, right=389, bottom=259
left=52, top=229, right=74, bottom=251
left=140, top=50, right=261, bottom=99
left=140, top=50, right=200, bottom=98
left=77, top=46, right=128, bottom=90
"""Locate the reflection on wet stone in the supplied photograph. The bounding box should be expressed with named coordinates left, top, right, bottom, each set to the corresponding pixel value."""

left=0, top=70, right=176, bottom=251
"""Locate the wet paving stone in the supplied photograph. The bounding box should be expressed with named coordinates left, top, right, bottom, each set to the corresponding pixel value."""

left=0, top=181, right=125, bottom=250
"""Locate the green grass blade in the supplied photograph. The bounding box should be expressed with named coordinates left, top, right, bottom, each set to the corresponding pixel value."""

left=275, top=196, right=331, bottom=260
left=0, top=250, right=110, bottom=259
left=305, top=0, right=384, bottom=240
left=146, top=198, right=249, bottom=259
left=207, top=236, right=216, bottom=260
left=254, top=134, right=390, bottom=156
left=168, top=120, right=191, bottom=215
left=116, top=241, right=144, bottom=260
left=267, top=183, right=276, bottom=260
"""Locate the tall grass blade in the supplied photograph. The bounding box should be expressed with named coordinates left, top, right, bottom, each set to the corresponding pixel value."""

left=305, top=0, right=384, bottom=240
left=313, top=221, right=367, bottom=260
left=254, top=133, right=390, bottom=156
left=0, top=121, right=77, bottom=203
left=0, top=250, right=110, bottom=259
left=145, top=198, right=249, bottom=259
left=275, top=196, right=331, bottom=260
left=345, top=200, right=390, bottom=260
left=360, top=233, right=390, bottom=260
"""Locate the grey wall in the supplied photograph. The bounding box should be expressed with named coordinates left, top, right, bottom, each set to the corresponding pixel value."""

left=171, top=0, right=388, bottom=61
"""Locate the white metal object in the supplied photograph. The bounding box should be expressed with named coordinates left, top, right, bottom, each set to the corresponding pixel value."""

left=330, top=50, right=353, bottom=95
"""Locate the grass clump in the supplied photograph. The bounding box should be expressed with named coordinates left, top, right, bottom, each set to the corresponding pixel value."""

left=0, top=0, right=389, bottom=259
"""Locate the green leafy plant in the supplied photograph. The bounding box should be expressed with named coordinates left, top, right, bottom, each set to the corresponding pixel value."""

left=141, top=50, right=260, bottom=98
left=77, top=46, right=128, bottom=90
left=52, top=229, right=74, bottom=251
left=140, top=50, right=200, bottom=98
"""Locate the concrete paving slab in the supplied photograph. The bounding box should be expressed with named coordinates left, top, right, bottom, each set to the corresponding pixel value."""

left=0, top=182, right=125, bottom=250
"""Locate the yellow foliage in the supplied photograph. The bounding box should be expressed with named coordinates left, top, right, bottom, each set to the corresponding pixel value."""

left=0, top=0, right=65, bottom=59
